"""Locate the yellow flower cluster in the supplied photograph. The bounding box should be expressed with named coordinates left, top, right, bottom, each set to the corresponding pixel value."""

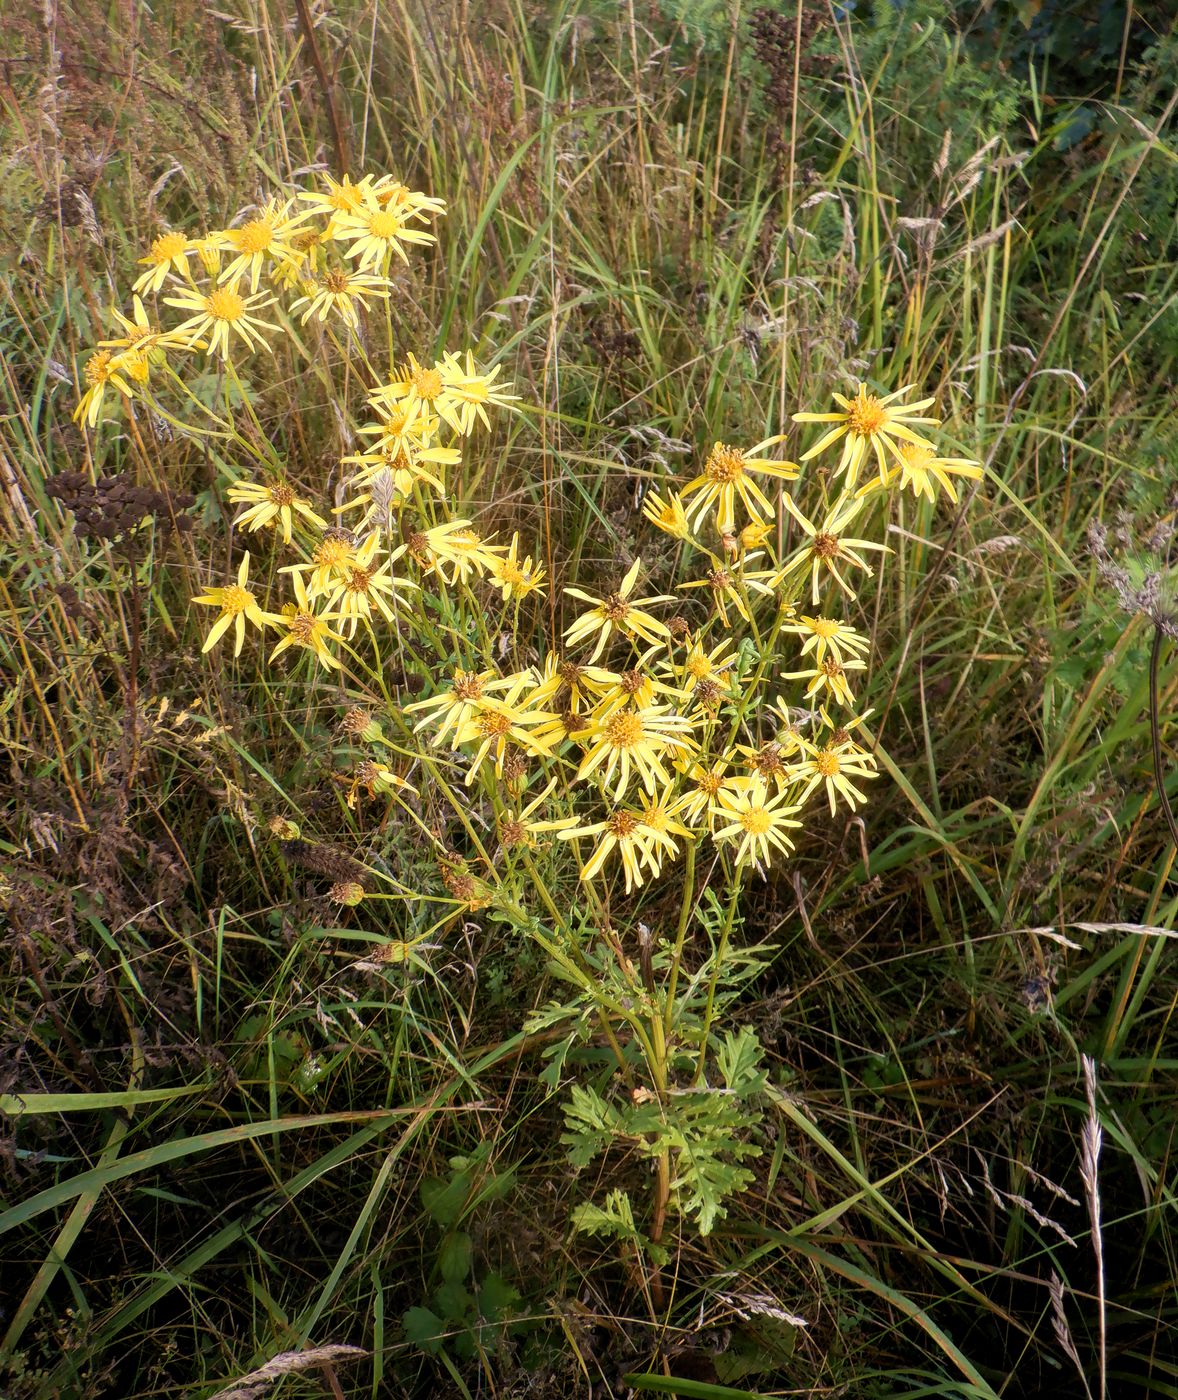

left=73, top=172, right=451, bottom=426
left=74, top=169, right=982, bottom=907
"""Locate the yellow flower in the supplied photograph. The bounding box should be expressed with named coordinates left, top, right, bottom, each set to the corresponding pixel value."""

left=425, top=522, right=506, bottom=585
left=403, top=666, right=518, bottom=748
left=783, top=615, right=869, bottom=667
left=449, top=676, right=562, bottom=784
left=642, top=489, right=692, bottom=540
left=778, top=494, right=891, bottom=605
left=164, top=284, right=280, bottom=361
left=268, top=573, right=344, bottom=670
left=591, top=651, right=684, bottom=715
left=322, top=531, right=418, bottom=635
left=526, top=655, right=618, bottom=715
left=290, top=267, right=392, bottom=329
left=713, top=778, right=802, bottom=868
left=557, top=807, right=661, bottom=892
left=563, top=558, right=674, bottom=664
left=497, top=779, right=576, bottom=849
left=369, top=176, right=447, bottom=223
left=329, top=197, right=438, bottom=270
left=574, top=703, right=695, bottom=801
left=489, top=532, right=546, bottom=601
left=192, top=551, right=271, bottom=657
left=677, top=758, right=733, bottom=831
left=346, top=758, right=417, bottom=808
left=637, top=783, right=691, bottom=871
left=673, top=637, right=737, bottom=695
left=227, top=478, right=327, bottom=543
left=298, top=173, right=379, bottom=218
left=680, top=437, right=798, bottom=534
left=679, top=554, right=773, bottom=628
left=866, top=439, right=983, bottom=504
left=735, top=734, right=801, bottom=791
left=216, top=197, right=312, bottom=293
left=282, top=527, right=360, bottom=600
left=73, top=349, right=141, bottom=427
left=133, top=230, right=194, bottom=294
left=99, top=295, right=183, bottom=357
left=793, top=382, right=939, bottom=487
left=789, top=738, right=878, bottom=816
left=436, top=350, right=519, bottom=436
left=369, top=353, right=461, bottom=434
left=782, top=654, right=866, bottom=709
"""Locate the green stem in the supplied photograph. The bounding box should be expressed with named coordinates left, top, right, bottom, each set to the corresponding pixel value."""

left=695, top=865, right=742, bottom=1084
left=663, top=836, right=697, bottom=1036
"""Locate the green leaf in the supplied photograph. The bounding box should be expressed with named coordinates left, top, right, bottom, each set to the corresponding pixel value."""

left=439, top=1231, right=473, bottom=1285
left=716, top=1026, right=768, bottom=1098
left=420, top=1171, right=469, bottom=1228
left=403, top=1306, right=445, bottom=1355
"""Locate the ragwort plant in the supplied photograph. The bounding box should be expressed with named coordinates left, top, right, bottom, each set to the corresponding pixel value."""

left=71, top=169, right=980, bottom=1270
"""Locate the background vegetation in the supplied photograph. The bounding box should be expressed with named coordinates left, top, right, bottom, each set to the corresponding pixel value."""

left=2, top=0, right=1176, bottom=1395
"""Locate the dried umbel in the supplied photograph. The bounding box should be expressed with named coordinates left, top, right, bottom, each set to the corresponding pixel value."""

left=46, top=471, right=194, bottom=556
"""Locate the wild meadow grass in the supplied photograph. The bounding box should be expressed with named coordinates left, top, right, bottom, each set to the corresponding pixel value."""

left=1, top=1, right=1177, bottom=1396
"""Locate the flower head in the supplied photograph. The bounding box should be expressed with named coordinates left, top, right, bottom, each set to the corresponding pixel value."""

left=133, top=230, right=194, bottom=294
left=192, top=552, right=271, bottom=657
left=793, top=382, right=940, bottom=487
left=680, top=437, right=798, bottom=534
left=164, top=284, right=280, bottom=361
left=227, top=477, right=327, bottom=543
left=713, top=778, right=802, bottom=869
left=866, top=439, right=983, bottom=504
left=563, top=558, right=674, bottom=664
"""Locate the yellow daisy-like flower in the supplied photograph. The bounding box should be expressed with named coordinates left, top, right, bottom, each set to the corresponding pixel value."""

left=436, top=351, right=519, bottom=436
left=783, top=615, right=870, bottom=667
left=73, top=349, right=141, bottom=428
left=642, top=489, right=693, bottom=541
left=282, top=527, right=359, bottom=600
left=368, top=354, right=462, bottom=434
left=192, top=552, right=271, bottom=657
left=677, top=757, right=733, bottom=832
left=782, top=654, right=866, bottom=709
left=164, top=284, right=280, bottom=361
left=289, top=267, right=392, bottom=329
left=573, top=703, right=695, bottom=800
left=735, top=733, right=802, bottom=791
left=322, top=531, right=418, bottom=635
left=712, top=778, right=802, bottom=869
left=526, top=655, right=618, bottom=715
left=636, top=783, right=691, bottom=872
left=563, top=558, right=674, bottom=664
left=449, top=677, right=562, bottom=785
left=670, top=637, right=737, bottom=696
left=679, top=554, right=773, bottom=628
left=680, top=437, right=798, bottom=534
left=99, top=295, right=183, bottom=356
left=866, top=439, right=983, bottom=505
left=557, top=807, right=661, bottom=892
left=227, top=478, right=328, bottom=544
left=329, top=198, right=438, bottom=271
left=778, top=494, right=891, bottom=605
left=217, top=197, right=312, bottom=293
left=403, top=666, right=518, bottom=748
left=298, top=173, right=378, bottom=218
left=133, top=230, right=194, bottom=294
left=789, top=738, right=878, bottom=816
left=267, top=573, right=344, bottom=670
left=793, top=382, right=939, bottom=487
left=425, top=522, right=505, bottom=585
left=497, top=779, right=577, bottom=849
left=489, top=532, right=546, bottom=601
left=369, top=177, right=447, bottom=222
